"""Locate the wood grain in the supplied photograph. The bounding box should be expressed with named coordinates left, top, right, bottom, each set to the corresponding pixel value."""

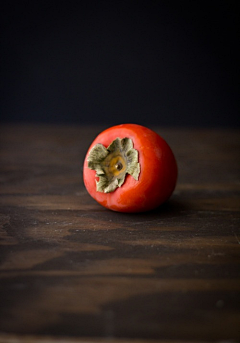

left=0, top=125, right=240, bottom=342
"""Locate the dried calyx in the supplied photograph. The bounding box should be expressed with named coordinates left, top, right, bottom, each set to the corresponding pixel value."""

left=87, top=137, right=140, bottom=193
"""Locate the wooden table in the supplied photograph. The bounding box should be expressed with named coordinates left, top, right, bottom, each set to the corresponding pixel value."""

left=0, top=125, right=239, bottom=343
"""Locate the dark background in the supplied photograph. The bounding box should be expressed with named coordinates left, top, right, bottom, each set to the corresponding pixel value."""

left=1, top=0, right=239, bottom=127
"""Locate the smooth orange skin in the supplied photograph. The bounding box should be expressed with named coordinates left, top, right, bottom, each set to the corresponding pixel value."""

left=83, top=124, right=178, bottom=213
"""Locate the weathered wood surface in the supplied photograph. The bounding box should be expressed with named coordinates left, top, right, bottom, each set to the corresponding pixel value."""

left=0, top=125, right=240, bottom=343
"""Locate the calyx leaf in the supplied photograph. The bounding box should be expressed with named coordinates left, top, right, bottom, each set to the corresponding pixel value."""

left=87, top=137, right=140, bottom=193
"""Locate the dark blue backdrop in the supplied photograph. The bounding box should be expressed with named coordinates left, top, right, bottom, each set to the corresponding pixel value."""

left=1, top=1, right=239, bottom=127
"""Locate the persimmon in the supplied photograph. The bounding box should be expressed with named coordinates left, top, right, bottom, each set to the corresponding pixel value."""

left=83, top=124, right=177, bottom=213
